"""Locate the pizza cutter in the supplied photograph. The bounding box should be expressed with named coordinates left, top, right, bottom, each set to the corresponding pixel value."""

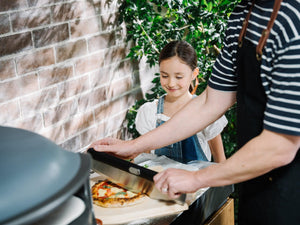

left=87, top=148, right=186, bottom=205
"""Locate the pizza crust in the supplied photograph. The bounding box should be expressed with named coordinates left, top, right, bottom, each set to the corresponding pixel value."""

left=93, top=193, right=147, bottom=208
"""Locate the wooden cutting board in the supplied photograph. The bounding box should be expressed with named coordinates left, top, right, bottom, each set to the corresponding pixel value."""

left=90, top=174, right=188, bottom=225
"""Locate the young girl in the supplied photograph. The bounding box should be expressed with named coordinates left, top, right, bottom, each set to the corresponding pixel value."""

left=135, top=41, right=227, bottom=163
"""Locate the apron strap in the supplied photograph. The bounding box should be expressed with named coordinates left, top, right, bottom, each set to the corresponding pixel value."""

left=156, top=95, right=165, bottom=127
left=238, top=0, right=283, bottom=60
left=238, top=0, right=256, bottom=47
left=256, top=0, right=282, bottom=60
left=156, top=95, right=164, bottom=115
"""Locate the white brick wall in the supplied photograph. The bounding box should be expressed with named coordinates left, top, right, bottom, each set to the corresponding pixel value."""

left=0, top=0, right=155, bottom=152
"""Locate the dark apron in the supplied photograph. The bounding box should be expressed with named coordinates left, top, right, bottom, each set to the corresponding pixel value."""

left=236, top=1, right=300, bottom=224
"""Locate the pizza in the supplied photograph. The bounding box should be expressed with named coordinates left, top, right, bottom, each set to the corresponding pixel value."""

left=91, top=180, right=147, bottom=208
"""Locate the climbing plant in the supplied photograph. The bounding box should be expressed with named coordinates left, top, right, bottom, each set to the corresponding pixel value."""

left=119, top=0, right=240, bottom=158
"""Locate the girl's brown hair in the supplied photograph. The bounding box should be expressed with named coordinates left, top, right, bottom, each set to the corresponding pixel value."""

left=159, top=40, right=197, bottom=71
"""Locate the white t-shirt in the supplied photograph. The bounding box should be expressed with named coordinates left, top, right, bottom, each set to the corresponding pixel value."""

left=135, top=99, right=228, bottom=161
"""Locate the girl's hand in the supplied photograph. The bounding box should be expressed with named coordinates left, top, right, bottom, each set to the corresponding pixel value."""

left=89, top=137, right=139, bottom=159
left=153, top=168, right=201, bottom=199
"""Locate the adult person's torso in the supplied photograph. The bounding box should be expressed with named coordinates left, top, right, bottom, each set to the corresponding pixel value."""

left=209, top=0, right=300, bottom=136
left=235, top=1, right=300, bottom=224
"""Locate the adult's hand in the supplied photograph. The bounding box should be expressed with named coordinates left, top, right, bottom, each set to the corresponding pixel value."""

left=153, top=168, right=201, bottom=199
left=89, top=137, right=140, bottom=159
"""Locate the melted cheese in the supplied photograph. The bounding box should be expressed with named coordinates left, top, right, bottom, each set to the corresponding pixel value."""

left=97, top=182, right=138, bottom=199
left=126, top=191, right=136, bottom=198
left=111, top=187, right=124, bottom=194
left=97, top=188, right=107, bottom=197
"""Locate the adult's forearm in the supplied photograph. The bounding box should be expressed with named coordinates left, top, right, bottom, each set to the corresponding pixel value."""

left=132, top=87, right=235, bottom=153
left=194, top=129, right=300, bottom=188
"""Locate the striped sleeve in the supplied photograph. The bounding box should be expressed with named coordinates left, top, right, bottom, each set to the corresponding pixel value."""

left=208, top=1, right=251, bottom=91
left=264, top=37, right=300, bottom=135
left=260, top=0, right=300, bottom=135
left=208, top=0, right=300, bottom=135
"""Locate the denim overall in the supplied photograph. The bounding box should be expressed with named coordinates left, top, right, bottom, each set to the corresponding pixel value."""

left=154, top=95, right=208, bottom=163
left=237, top=1, right=300, bottom=224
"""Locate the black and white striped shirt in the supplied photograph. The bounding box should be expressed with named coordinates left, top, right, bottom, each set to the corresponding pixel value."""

left=209, top=0, right=300, bottom=136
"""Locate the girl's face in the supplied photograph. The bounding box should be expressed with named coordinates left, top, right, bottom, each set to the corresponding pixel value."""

left=159, top=56, right=198, bottom=99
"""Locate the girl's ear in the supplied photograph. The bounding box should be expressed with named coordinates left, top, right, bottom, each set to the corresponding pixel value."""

left=192, top=68, right=199, bottom=79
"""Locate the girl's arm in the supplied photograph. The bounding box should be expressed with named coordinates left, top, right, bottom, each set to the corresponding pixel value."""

left=208, top=134, right=226, bottom=163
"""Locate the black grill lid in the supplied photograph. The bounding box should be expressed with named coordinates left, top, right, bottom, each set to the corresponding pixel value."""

left=0, top=126, right=82, bottom=224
